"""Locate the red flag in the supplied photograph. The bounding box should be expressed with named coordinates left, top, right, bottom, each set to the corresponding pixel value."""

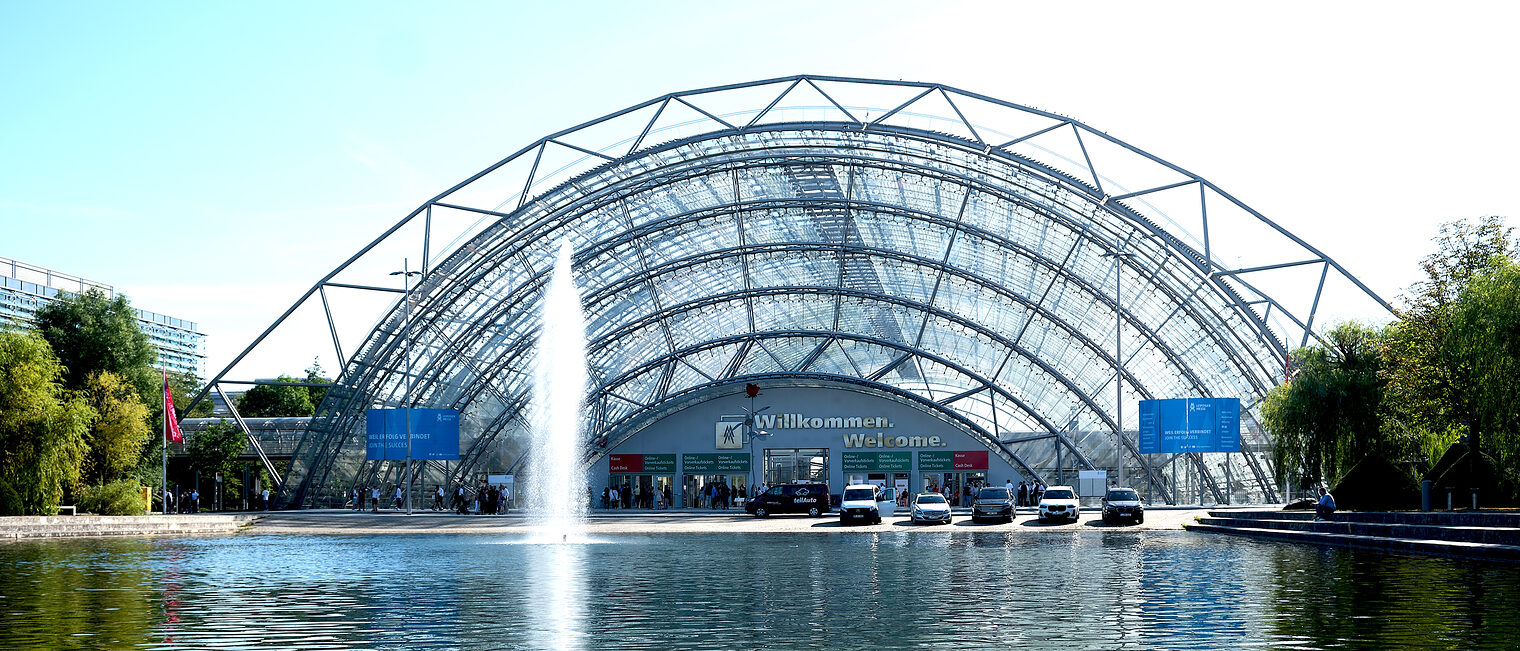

left=164, top=371, right=183, bottom=443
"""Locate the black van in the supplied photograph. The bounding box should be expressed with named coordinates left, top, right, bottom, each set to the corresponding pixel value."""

left=745, top=483, right=831, bottom=517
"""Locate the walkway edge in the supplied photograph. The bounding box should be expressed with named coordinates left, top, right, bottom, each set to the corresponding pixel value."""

left=1185, top=522, right=1520, bottom=563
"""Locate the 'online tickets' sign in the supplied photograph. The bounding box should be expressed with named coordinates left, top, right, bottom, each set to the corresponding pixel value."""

left=1137, top=398, right=1240, bottom=454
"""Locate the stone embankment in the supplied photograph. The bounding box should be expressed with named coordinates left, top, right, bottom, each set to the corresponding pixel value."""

left=1186, top=510, right=1520, bottom=562
left=0, top=514, right=263, bottom=540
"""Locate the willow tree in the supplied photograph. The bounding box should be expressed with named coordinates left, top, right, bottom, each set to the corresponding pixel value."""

left=1263, top=322, right=1387, bottom=488
left=1450, top=257, right=1520, bottom=493
left=0, top=330, right=94, bottom=515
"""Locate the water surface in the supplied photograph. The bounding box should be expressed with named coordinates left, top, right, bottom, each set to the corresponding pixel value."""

left=2, top=530, right=1517, bottom=649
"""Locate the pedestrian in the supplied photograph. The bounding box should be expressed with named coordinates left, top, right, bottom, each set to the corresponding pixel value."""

left=392, top=484, right=403, bottom=510
left=1315, top=486, right=1337, bottom=521
left=190, top=488, right=199, bottom=513
left=371, top=485, right=380, bottom=512
left=610, top=485, right=620, bottom=509
left=261, top=488, right=270, bottom=511
left=664, top=485, right=673, bottom=510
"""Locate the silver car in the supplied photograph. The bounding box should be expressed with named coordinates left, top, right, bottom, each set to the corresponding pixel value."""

left=911, top=493, right=952, bottom=524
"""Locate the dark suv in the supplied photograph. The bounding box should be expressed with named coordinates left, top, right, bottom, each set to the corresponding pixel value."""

left=971, top=486, right=1015, bottom=523
left=1101, top=487, right=1144, bottom=525
left=746, top=483, right=831, bottom=517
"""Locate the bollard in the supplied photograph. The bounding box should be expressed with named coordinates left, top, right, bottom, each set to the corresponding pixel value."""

left=1472, top=487, right=1479, bottom=511
left=1421, top=480, right=1432, bottom=512
left=1447, top=488, right=1453, bottom=511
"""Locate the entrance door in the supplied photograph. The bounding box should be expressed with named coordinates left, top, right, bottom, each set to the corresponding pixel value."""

left=683, top=475, right=703, bottom=508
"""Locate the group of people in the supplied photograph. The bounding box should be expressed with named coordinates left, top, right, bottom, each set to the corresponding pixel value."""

left=698, top=480, right=743, bottom=509
left=1016, top=480, right=1046, bottom=506
left=601, top=482, right=674, bottom=509
left=351, top=485, right=397, bottom=511
left=350, top=483, right=512, bottom=514
left=169, top=488, right=199, bottom=513
left=461, top=483, right=511, bottom=515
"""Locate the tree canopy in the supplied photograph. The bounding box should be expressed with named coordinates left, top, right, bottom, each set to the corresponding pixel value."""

left=0, top=330, right=94, bottom=515
left=236, top=375, right=314, bottom=418
left=33, top=289, right=157, bottom=401
left=1263, top=322, right=1387, bottom=488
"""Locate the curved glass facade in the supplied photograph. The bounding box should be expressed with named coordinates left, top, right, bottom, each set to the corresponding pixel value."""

left=222, top=77, right=1388, bottom=507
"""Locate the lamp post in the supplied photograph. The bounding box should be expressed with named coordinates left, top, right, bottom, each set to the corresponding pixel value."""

left=1101, top=250, right=1135, bottom=489
left=741, top=383, right=770, bottom=497
left=391, top=259, right=421, bottom=515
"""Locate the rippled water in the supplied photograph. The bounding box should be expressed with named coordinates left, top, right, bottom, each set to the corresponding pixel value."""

left=3, top=530, right=1518, bottom=649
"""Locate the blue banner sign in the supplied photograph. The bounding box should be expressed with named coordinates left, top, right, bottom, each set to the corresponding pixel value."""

left=1137, top=398, right=1240, bottom=454
left=366, top=408, right=461, bottom=460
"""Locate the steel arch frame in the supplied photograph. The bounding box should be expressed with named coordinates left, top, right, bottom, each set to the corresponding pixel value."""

left=187, top=75, right=1393, bottom=508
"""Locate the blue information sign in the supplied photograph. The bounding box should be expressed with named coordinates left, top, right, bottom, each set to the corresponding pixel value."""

left=366, top=408, right=461, bottom=460
left=1137, top=398, right=1240, bottom=454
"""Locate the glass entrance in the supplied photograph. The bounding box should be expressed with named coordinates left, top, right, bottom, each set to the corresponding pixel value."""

left=763, top=448, right=829, bottom=487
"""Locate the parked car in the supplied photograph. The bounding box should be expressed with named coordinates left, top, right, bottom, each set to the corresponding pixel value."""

left=1037, top=485, right=1080, bottom=523
left=840, top=484, right=883, bottom=525
left=746, top=483, right=831, bottom=517
left=910, top=492, right=952, bottom=524
left=971, top=486, right=1015, bottom=524
left=1101, top=487, right=1144, bottom=525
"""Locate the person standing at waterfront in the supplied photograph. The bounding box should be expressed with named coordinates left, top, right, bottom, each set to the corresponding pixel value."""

left=261, top=488, right=270, bottom=511
left=610, top=485, right=620, bottom=509
left=371, top=486, right=380, bottom=512
left=190, top=488, right=199, bottom=513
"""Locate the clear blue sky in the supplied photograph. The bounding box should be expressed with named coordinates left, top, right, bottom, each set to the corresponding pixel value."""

left=3, top=1, right=1516, bottom=379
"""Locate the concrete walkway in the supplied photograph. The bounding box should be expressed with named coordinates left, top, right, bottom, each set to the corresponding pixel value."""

left=0, top=513, right=263, bottom=540
left=1187, top=509, right=1520, bottom=562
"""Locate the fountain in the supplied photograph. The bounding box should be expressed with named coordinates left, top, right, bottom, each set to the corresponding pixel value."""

left=525, top=237, right=589, bottom=543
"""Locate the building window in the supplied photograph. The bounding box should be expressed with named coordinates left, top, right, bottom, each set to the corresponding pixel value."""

left=763, top=448, right=828, bottom=486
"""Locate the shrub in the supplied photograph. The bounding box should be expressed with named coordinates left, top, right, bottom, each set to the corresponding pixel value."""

left=77, top=479, right=147, bottom=515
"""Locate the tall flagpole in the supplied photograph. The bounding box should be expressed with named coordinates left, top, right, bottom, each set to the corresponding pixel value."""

left=162, top=370, right=168, bottom=514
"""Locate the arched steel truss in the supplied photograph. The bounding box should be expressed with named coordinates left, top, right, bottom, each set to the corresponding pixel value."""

left=186, top=75, right=1393, bottom=508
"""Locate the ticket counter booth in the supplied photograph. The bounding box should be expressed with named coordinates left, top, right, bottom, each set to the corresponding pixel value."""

left=918, top=451, right=989, bottom=506
left=681, top=453, right=751, bottom=508
left=608, top=454, right=675, bottom=509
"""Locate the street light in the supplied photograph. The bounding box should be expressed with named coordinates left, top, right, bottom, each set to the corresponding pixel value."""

left=1101, top=250, right=1135, bottom=489
left=391, top=259, right=422, bottom=515
left=741, top=383, right=771, bottom=497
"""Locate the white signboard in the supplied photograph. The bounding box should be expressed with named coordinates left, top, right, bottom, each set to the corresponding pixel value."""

left=1077, top=470, right=1108, bottom=499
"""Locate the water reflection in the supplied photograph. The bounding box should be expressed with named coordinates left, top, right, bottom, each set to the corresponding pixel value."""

left=1, top=531, right=1518, bottom=649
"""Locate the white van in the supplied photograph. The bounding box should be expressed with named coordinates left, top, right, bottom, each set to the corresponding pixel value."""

left=840, top=484, right=883, bottom=525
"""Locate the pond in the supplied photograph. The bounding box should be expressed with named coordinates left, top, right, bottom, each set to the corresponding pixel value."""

left=2, top=530, right=1518, bottom=649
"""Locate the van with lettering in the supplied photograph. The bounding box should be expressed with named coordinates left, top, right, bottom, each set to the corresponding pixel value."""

left=745, top=483, right=831, bottom=518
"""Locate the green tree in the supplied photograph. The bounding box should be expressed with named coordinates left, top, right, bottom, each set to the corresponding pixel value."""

left=186, top=419, right=246, bottom=488
left=1450, top=257, right=1520, bottom=492
left=0, top=331, right=94, bottom=515
left=32, top=288, right=157, bottom=400
left=1384, top=216, right=1517, bottom=464
left=236, top=375, right=315, bottom=417
left=80, top=370, right=151, bottom=486
left=305, top=358, right=334, bottom=413
left=1263, top=322, right=1387, bottom=488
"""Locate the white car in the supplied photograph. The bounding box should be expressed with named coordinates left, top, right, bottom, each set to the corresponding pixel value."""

left=1038, top=485, right=1081, bottom=523
left=840, top=484, right=883, bottom=525
left=911, top=493, right=952, bottom=524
